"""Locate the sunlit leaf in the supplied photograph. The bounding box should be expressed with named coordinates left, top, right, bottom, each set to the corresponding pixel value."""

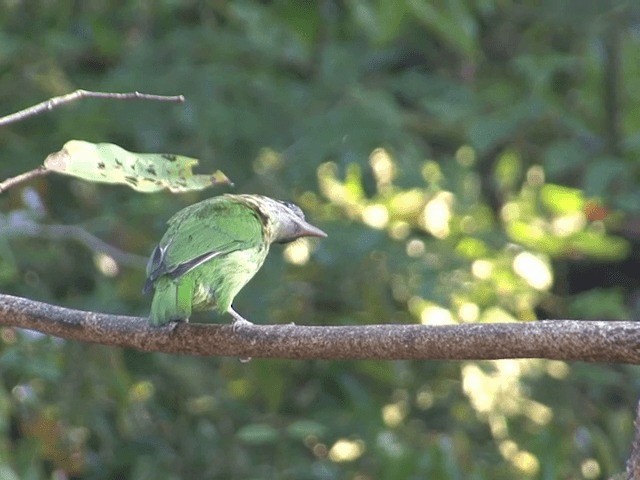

left=570, top=231, right=629, bottom=260
left=506, top=221, right=564, bottom=255
left=44, top=140, right=231, bottom=193
left=540, top=184, right=584, bottom=214
left=494, top=150, right=522, bottom=191
left=456, top=237, right=489, bottom=259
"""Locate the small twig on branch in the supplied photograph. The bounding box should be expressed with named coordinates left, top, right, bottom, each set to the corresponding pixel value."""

left=43, top=224, right=148, bottom=269
left=1, top=293, right=640, bottom=362
left=1, top=215, right=147, bottom=269
left=0, top=166, right=50, bottom=194
left=0, top=90, right=185, bottom=193
left=0, top=90, right=185, bottom=127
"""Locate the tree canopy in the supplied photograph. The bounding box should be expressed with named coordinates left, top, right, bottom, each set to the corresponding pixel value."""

left=1, top=1, right=640, bottom=478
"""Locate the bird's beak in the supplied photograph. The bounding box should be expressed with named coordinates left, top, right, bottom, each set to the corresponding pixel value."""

left=297, top=220, right=327, bottom=238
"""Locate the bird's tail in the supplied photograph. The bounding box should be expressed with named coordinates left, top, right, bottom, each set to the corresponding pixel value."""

left=149, top=277, right=194, bottom=326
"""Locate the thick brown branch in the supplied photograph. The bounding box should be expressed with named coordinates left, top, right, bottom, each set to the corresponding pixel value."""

left=0, top=90, right=185, bottom=127
left=0, top=293, right=639, bottom=362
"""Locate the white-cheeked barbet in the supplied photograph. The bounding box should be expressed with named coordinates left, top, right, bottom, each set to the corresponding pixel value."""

left=143, top=194, right=326, bottom=326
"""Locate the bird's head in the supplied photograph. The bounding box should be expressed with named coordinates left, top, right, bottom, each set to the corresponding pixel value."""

left=242, top=195, right=327, bottom=244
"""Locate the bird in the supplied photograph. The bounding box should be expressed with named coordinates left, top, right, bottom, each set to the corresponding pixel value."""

left=143, top=194, right=327, bottom=326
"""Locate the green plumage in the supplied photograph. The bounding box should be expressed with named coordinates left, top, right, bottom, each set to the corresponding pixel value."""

left=144, top=194, right=326, bottom=326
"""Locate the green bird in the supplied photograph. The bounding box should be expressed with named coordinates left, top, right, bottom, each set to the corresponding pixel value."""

left=143, top=194, right=327, bottom=326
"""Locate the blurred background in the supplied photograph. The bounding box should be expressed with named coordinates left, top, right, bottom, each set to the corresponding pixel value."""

left=1, top=1, right=640, bottom=478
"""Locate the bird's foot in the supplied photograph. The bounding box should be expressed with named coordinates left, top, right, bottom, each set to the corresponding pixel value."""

left=167, top=321, right=179, bottom=332
left=229, top=307, right=254, bottom=332
left=232, top=318, right=254, bottom=333
left=168, top=317, right=188, bottom=332
left=229, top=307, right=254, bottom=362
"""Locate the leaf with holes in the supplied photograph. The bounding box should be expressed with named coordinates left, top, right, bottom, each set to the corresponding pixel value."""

left=44, top=140, right=231, bottom=193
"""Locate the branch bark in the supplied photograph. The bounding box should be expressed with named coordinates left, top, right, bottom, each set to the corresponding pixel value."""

left=0, top=90, right=184, bottom=127
left=0, top=167, right=50, bottom=194
left=0, top=293, right=639, bottom=362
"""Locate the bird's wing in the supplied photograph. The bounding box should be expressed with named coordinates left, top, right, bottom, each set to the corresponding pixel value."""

left=144, top=198, right=264, bottom=292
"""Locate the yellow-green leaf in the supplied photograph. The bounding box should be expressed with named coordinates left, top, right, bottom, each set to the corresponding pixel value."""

left=540, top=184, right=584, bottom=214
left=43, top=140, right=231, bottom=193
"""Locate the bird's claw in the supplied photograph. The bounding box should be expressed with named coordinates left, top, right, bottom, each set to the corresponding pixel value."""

left=229, top=306, right=254, bottom=332
left=232, top=317, right=254, bottom=333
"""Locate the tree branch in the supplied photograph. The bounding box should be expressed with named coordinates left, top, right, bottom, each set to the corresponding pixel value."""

left=0, top=90, right=185, bottom=127
left=0, top=167, right=50, bottom=194
left=0, top=293, right=639, bottom=361
left=1, top=214, right=147, bottom=269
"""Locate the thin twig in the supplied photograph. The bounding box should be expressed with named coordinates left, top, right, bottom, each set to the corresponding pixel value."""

left=1, top=215, right=147, bottom=269
left=0, top=293, right=640, bottom=361
left=0, top=90, right=185, bottom=127
left=42, top=224, right=148, bottom=269
left=0, top=90, right=185, bottom=193
left=0, top=166, right=50, bottom=194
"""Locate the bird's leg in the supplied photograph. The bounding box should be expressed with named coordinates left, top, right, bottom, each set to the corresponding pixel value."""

left=229, top=306, right=254, bottom=332
left=229, top=307, right=254, bottom=363
left=170, top=316, right=190, bottom=331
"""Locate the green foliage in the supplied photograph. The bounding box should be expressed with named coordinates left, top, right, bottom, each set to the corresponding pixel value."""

left=1, top=1, right=640, bottom=478
left=44, top=140, right=230, bottom=193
